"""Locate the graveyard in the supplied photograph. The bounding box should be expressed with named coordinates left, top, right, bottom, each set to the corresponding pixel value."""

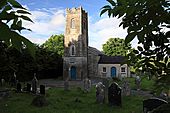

left=0, top=0, right=170, bottom=113
left=0, top=78, right=150, bottom=113
left=1, top=77, right=169, bottom=113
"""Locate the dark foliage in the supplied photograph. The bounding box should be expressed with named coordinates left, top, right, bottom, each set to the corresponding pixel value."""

left=0, top=42, right=63, bottom=82
left=101, top=0, right=170, bottom=92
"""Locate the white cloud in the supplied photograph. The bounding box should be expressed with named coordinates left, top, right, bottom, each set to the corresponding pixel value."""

left=21, top=6, right=138, bottom=49
left=50, top=10, right=65, bottom=26
left=89, top=16, right=128, bottom=50
left=23, top=33, right=47, bottom=44
left=22, top=8, right=65, bottom=44
left=88, top=15, right=142, bottom=50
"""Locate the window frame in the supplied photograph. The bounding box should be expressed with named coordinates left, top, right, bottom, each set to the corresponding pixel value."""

left=71, top=18, right=75, bottom=29
left=103, top=67, right=106, bottom=73
left=70, top=44, right=76, bottom=56
left=121, top=67, right=126, bottom=73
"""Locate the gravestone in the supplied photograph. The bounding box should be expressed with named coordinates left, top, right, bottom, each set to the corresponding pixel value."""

left=10, top=72, right=17, bottom=87
left=122, top=79, right=131, bottom=96
left=64, top=78, right=69, bottom=91
left=16, top=83, right=22, bottom=92
left=159, top=92, right=168, bottom=101
left=108, top=82, right=122, bottom=106
left=102, top=78, right=109, bottom=103
left=96, top=82, right=105, bottom=104
left=32, top=74, right=38, bottom=94
left=27, top=83, right=31, bottom=92
left=83, top=77, right=92, bottom=92
left=143, top=98, right=168, bottom=113
left=40, top=85, right=45, bottom=95
left=135, top=76, right=141, bottom=90
left=1, top=78, right=5, bottom=86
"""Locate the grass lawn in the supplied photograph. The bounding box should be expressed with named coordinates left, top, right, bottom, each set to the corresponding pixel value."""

left=125, top=77, right=155, bottom=91
left=0, top=86, right=147, bottom=113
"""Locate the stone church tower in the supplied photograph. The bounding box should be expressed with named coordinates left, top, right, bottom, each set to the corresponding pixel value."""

left=63, top=7, right=88, bottom=80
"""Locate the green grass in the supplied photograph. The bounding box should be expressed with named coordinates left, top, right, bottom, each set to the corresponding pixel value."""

left=125, top=77, right=155, bottom=91
left=0, top=86, right=147, bottom=113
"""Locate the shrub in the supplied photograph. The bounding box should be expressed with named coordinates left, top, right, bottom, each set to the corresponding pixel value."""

left=31, top=95, right=48, bottom=107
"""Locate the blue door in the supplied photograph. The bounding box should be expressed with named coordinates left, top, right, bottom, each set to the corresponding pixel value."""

left=70, top=66, right=76, bottom=80
left=111, top=67, right=116, bottom=77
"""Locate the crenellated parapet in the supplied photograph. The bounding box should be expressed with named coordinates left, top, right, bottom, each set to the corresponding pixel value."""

left=66, top=6, right=87, bottom=14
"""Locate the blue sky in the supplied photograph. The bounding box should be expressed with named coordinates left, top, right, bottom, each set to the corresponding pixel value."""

left=17, top=0, right=137, bottom=50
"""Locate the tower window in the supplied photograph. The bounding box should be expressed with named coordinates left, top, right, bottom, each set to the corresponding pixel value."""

left=72, top=46, right=75, bottom=55
left=71, top=18, right=75, bottom=28
left=70, top=44, right=76, bottom=56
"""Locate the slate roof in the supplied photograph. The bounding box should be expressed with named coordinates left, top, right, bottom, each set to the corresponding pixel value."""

left=98, top=55, right=126, bottom=64
left=88, top=46, right=104, bottom=55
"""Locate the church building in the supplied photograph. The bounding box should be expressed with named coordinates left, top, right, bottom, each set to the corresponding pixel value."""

left=63, top=7, right=130, bottom=80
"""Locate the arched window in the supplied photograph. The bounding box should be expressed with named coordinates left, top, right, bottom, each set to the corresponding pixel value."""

left=71, top=18, right=75, bottom=28
left=72, top=46, right=75, bottom=55
left=70, top=44, right=76, bottom=56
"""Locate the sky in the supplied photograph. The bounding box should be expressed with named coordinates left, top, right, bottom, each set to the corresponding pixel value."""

left=17, top=0, right=138, bottom=50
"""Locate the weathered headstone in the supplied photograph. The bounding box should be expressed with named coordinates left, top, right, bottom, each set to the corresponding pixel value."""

left=10, top=72, right=17, bottom=87
left=122, top=79, right=131, bottom=96
left=102, top=78, right=109, bottom=103
left=83, top=77, right=91, bottom=92
left=1, top=78, right=5, bottom=86
left=159, top=92, right=168, bottom=101
left=108, top=82, right=122, bottom=106
left=27, top=83, right=31, bottom=92
left=64, top=78, right=69, bottom=91
left=32, top=74, right=38, bottom=94
left=143, top=98, right=168, bottom=113
left=16, top=83, right=22, bottom=92
left=40, top=85, right=45, bottom=95
left=96, top=82, right=105, bottom=104
left=135, top=76, right=141, bottom=90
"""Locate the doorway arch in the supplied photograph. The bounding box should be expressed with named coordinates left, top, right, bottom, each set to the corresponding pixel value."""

left=70, top=66, right=76, bottom=80
left=111, top=67, right=116, bottom=77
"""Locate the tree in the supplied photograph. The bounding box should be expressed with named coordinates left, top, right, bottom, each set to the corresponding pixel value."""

left=102, top=38, right=132, bottom=56
left=0, top=42, right=63, bottom=81
left=36, top=46, right=63, bottom=79
left=101, top=0, right=170, bottom=92
left=0, top=0, right=35, bottom=56
left=42, top=34, right=64, bottom=56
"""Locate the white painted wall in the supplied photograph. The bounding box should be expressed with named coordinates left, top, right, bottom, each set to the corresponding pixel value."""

left=98, top=64, right=129, bottom=78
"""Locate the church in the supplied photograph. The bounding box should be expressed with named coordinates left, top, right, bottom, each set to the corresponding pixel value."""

left=63, top=7, right=130, bottom=80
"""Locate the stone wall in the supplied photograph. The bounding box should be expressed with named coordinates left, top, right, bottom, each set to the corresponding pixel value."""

left=63, top=57, right=87, bottom=80
left=63, top=7, right=88, bottom=80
